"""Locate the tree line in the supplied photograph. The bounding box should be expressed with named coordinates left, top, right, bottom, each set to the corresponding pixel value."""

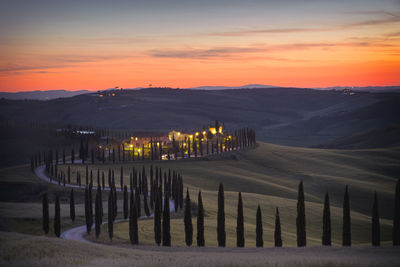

left=43, top=178, right=400, bottom=247
left=30, top=126, right=256, bottom=170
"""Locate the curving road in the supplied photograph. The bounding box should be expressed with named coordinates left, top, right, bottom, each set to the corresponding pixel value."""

left=35, top=165, right=175, bottom=244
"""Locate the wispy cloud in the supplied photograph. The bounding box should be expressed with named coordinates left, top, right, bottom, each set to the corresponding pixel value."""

left=197, top=13, right=400, bottom=37
left=148, top=41, right=396, bottom=60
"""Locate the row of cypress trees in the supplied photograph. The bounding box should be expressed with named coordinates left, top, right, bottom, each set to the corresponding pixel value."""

left=42, top=179, right=400, bottom=248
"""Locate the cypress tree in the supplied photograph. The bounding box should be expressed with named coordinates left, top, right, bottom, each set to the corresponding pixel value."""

left=184, top=188, right=193, bottom=246
left=85, top=186, right=91, bottom=234
left=197, top=190, right=205, bottom=247
left=343, top=185, right=351, bottom=246
left=393, top=179, right=400, bottom=246
left=143, top=193, right=151, bottom=217
left=89, top=183, right=93, bottom=227
left=42, top=193, right=49, bottom=234
left=70, top=189, right=75, bottom=222
left=113, top=187, right=117, bottom=220
left=162, top=195, right=171, bottom=246
left=136, top=191, right=141, bottom=218
left=54, top=195, right=61, bottom=237
left=217, top=183, right=226, bottom=247
left=154, top=193, right=162, bottom=246
left=256, top=204, right=263, bottom=247
left=274, top=207, right=282, bottom=247
left=296, top=181, right=306, bottom=247
left=236, top=192, right=245, bottom=247
left=108, top=191, right=113, bottom=241
left=95, top=190, right=101, bottom=238
left=123, top=185, right=128, bottom=219
left=120, top=166, right=123, bottom=191
left=130, top=192, right=139, bottom=245
left=322, top=192, right=331, bottom=246
left=372, top=191, right=380, bottom=246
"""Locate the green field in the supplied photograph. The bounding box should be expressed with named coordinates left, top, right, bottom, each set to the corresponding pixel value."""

left=54, top=142, right=399, bottom=247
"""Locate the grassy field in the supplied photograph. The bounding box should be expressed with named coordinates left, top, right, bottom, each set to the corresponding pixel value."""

left=1, top=231, right=400, bottom=267
left=54, top=142, right=399, bottom=247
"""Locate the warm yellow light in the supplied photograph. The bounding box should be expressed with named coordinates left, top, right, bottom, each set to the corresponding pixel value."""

left=135, top=137, right=138, bottom=141
left=202, top=131, right=206, bottom=135
left=130, top=144, right=133, bottom=148
left=157, top=142, right=160, bottom=146
left=98, top=145, right=102, bottom=148
left=229, top=135, right=232, bottom=139
left=210, top=127, right=217, bottom=135
left=177, top=132, right=181, bottom=136
left=99, top=94, right=103, bottom=98
left=138, top=148, right=141, bottom=152
left=111, top=93, right=115, bottom=96
left=131, top=136, right=133, bottom=139
left=218, top=126, right=223, bottom=133
left=189, top=135, right=193, bottom=139
left=195, top=132, right=199, bottom=136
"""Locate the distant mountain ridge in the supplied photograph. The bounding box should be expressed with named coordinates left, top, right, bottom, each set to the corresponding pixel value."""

left=1, top=85, right=399, bottom=100
left=0, top=90, right=91, bottom=100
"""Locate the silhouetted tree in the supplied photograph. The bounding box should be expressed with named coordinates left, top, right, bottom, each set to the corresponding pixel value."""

left=197, top=190, right=205, bottom=247
left=256, top=204, right=263, bottom=247
left=296, top=181, right=306, bottom=247
left=136, top=191, right=141, bottom=218
left=162, top=195, right=171, bottom=246
left=71, top=148, right=75, bottom=164
left=143, top=193, right=151, bottom=217
left=184, top=188, right=193, bottom=246
left=129, top=192, right=139, bottom=245
left=108, top=191, right=113, bottom=241
left=70, top=189, right=75, bottom=222
left=95, top=190, right=101, bottom=238
left=217, top=183, right=226, bottom=247
left=274, top=207, right=282, bottom=247
left=372, top=191, right=380, bottom=246
left=123, top=186, right=128, bottom=219
left=237, top=192, right=245, bottom=247
left=393, top=179, right=400, bottom=246
left=42, top=193, right=49, bottom=234
left=342, top=185, right=351, bottom=246
left=154, top=193, right=162, bottom=246
left=85, top=186, right=91, bottom=234
left=322, top=192, right=331, bottom=246
left=54, top=195, right=61, bottom=237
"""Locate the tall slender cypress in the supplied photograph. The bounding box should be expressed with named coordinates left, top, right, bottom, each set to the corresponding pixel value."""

left=217, top=183, right=226, bottom=247
left=136, top=191, right=141, bottom=218
left=342, top=185, right=351, bottom=246
left=322, top=192, right=331, bottom=246
left=256, top=204, right=263, bottom=247
left=184, top=188, right=193, bottom=246
left=108, top=191, right=113, bottom=241
left=70, top=189, right=75, bottom=222
left=95, top=191, right=101, bottom=238
left=130, top=192, right=139, bottom=245
left=372, top=191, right=380, bottom=246
left=236, top=192, right=245, bottom=247
left=123, top=185, right=128, bottom=219
left=85, top=186, right=91, bottom=234
left=42, top=193, right=49, bottom=234
left=296, top=181, right=306, bottom=247
left=154, top=193, right=162, bottom=246
left=54, top=195, right=61, bottom=237
left=393, top=179, right=400, bottom=246
left=162, top=195, right=171, bottom=246
left=274, top=207, right=282, bottom=247
left=197, top=190, right=205, bottom=247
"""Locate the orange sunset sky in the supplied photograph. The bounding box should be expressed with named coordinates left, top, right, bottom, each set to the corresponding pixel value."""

left=0, top=0, right=399, bottom=92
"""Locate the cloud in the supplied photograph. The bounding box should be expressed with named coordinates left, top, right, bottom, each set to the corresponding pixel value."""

left=197, top=13, right=400, bottom=37
left=148, top=41, right=396, bottom=60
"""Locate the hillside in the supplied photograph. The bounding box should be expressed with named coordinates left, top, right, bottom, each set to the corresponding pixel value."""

left=315, top=125, right=400, bottom=149
left=1, top=88, right=399, bottom=151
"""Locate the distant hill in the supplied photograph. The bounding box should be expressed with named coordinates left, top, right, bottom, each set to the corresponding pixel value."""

left=0, top=90, right=91, bottom=100
left=314, top=124, right=400, bottom=149
left=1, top=87, right=400, bottom=148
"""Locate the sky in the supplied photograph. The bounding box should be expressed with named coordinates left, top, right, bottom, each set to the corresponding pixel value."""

left=0, top=0, right=399, bottom=92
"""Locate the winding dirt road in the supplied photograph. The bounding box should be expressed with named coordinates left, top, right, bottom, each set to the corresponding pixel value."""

left=35, top=165, right=174, bottom=244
